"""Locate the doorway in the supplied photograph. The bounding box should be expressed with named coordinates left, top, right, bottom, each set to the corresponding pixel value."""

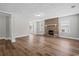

left=0, top=12, right=11, bottom=40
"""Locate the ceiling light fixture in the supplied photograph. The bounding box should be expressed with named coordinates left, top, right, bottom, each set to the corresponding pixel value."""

left=34, top=13, right=44, bottom=17
left=35, top=14, right=41, bottom=17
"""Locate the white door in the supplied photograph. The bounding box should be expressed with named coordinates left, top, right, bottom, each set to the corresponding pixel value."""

left=36, top=21, right=44, bottom=35
left=29, top=23, right=34, bottom=34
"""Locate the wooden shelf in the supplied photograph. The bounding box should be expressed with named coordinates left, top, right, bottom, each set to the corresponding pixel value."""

left=45, top=24, right=57, bottom=27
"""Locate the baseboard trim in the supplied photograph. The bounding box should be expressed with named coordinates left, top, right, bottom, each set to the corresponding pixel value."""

left=15, top=35, right=28, bottom=38
left=11, top=39, right=16, bottom=43
left=11, top=35, right=29, bottom=43
left=15, top=35, right=29, bottom=39
left=59, top=36, right=79, bottom=40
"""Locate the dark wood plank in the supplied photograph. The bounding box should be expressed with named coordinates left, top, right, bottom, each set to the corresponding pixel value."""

left=0, top=35, right=79, bottom=56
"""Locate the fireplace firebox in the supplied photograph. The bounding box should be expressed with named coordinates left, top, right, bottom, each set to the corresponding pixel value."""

left=48, top=30, right=54, bottom=35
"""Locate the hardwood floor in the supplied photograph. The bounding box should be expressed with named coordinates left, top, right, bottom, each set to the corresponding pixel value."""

left=0, top=35, right=79, bottom=56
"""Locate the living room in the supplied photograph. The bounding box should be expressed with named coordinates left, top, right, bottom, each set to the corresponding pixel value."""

left=0, top=3, right=79, bottom=56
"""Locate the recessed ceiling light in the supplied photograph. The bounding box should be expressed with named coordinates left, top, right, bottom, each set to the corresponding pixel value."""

left=34, top=13, right=44, bottom=17
left=35, top=14, right=41, bottom=17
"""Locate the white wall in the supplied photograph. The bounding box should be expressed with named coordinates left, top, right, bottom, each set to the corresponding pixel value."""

left=0, top=14, right=6, bottom=38
left=11, top=13, right=29, bottom=41
left=59, top=14, right=79, bottom=40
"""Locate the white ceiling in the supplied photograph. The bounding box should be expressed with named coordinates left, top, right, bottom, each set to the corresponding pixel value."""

left=0, top=3, right=79, bottom=20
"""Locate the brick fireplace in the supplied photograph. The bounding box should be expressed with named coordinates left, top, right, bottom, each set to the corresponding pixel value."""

left=44, top=17, right=59, bottom=37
